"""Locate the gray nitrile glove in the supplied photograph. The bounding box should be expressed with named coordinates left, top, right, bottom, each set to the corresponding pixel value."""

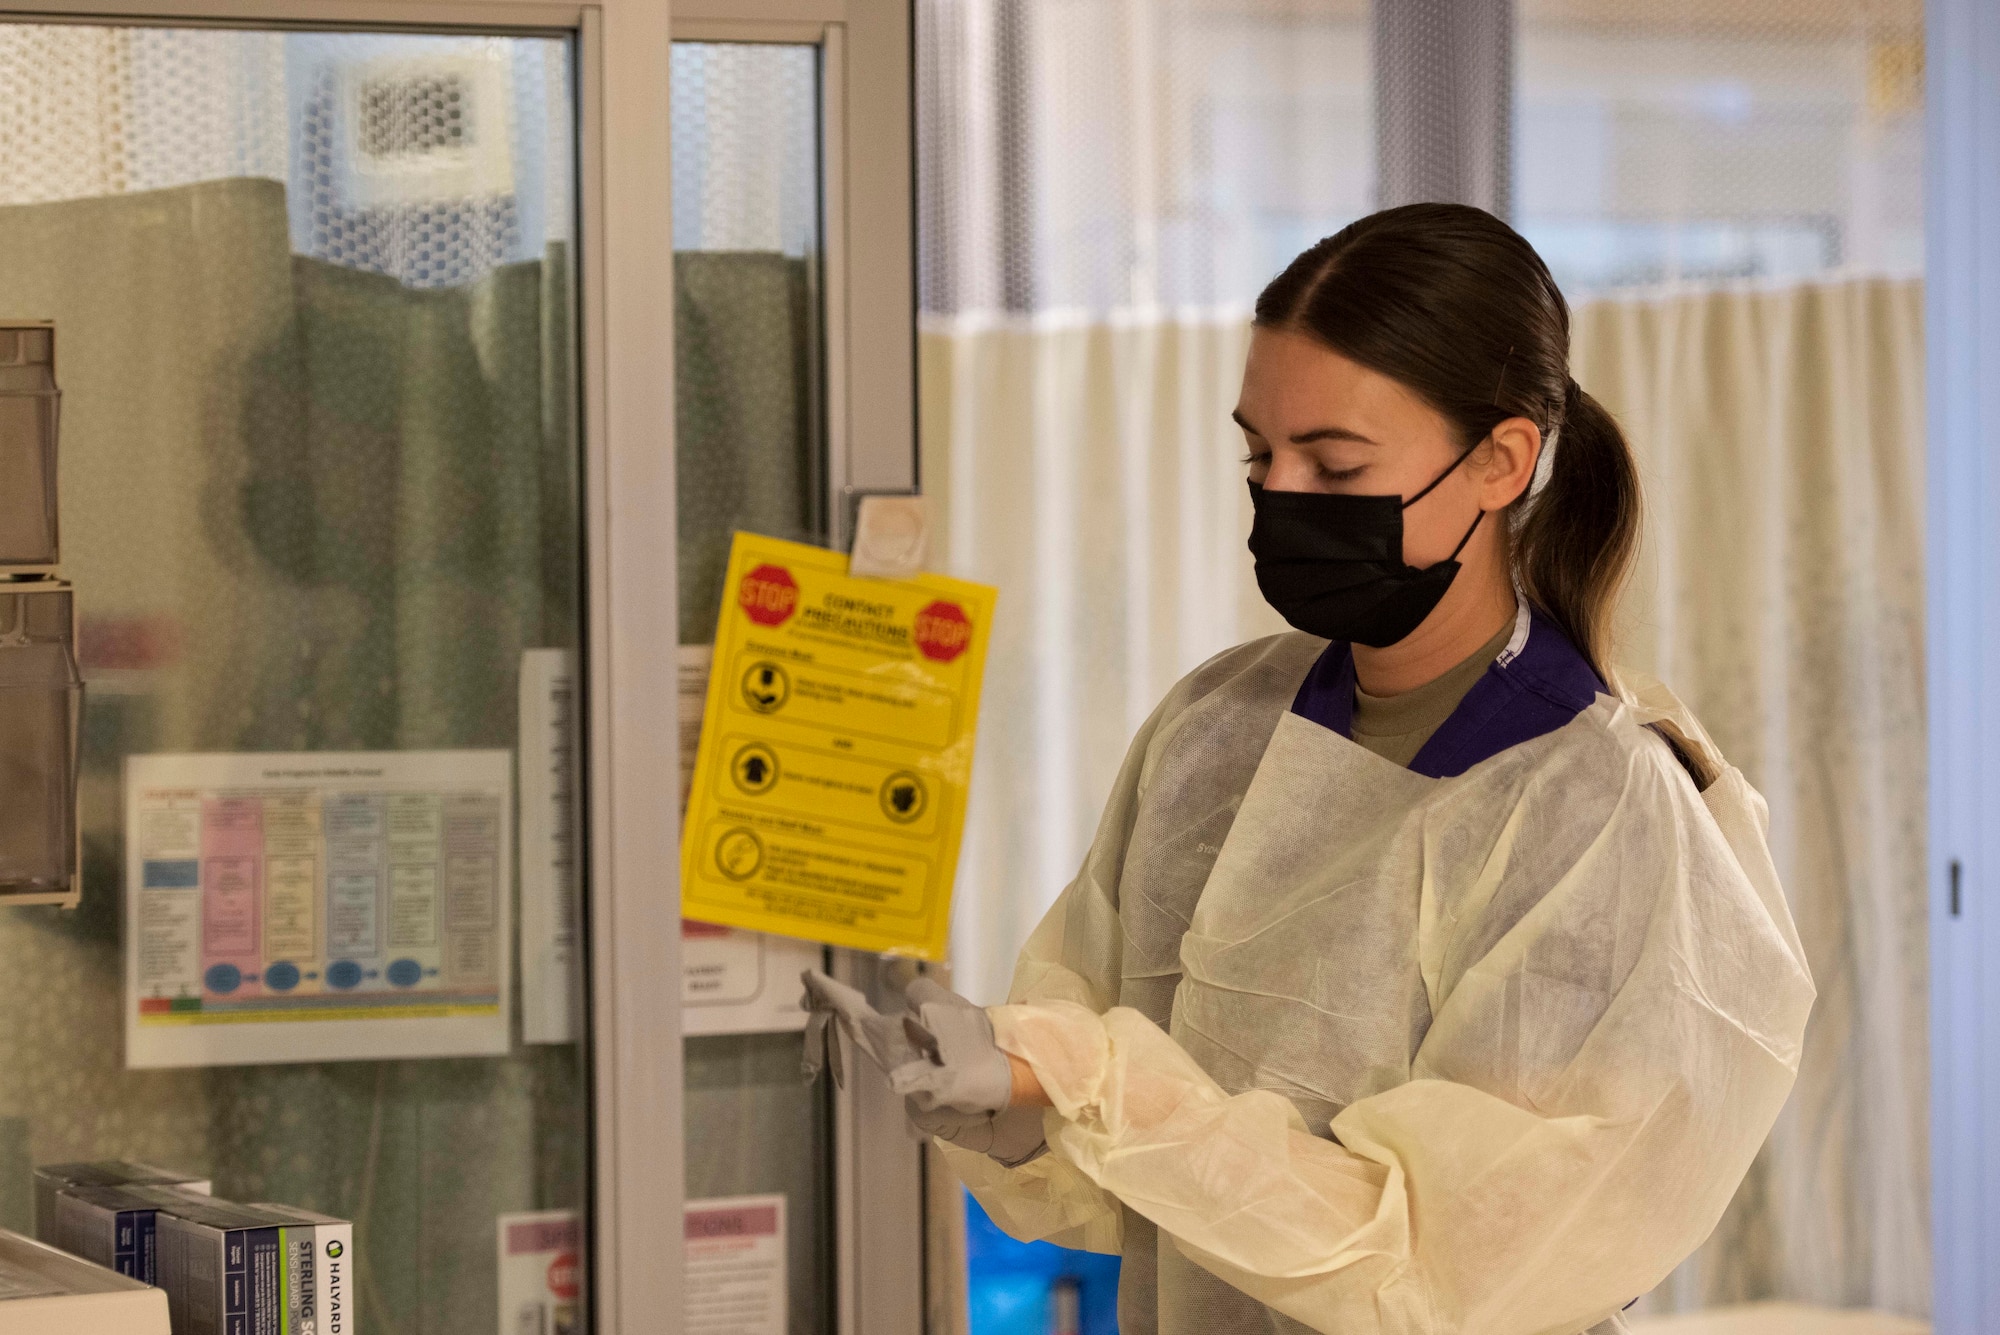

left=799, top=969, right=923, bottom=1086
left=906, top=1099, right=1048, bottom=1168
left=887, top=977, right=1015, bottom=1116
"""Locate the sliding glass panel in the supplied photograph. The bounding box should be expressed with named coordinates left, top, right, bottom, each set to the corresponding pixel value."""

left=0, top=26, right=585, bottom=1335
left=671, top=37, right=837, bottom=1335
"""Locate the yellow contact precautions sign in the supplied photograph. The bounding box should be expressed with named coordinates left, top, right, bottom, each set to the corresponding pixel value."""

left=679, top=533, right=997, bottom=959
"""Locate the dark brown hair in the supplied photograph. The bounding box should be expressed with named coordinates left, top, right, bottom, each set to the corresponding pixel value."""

left=1253, top=202, right=1641, bottom=677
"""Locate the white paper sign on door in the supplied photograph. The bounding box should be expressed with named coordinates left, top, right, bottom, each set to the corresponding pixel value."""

left=685, top=1194, right=787, bottom=1335
left=496, top=1210, right=580, bottom=1335
left=677, top=646, right=818, bottom=1035
left=681, top=921, right=819, bottom=1035
left=125, top=750, right=512, bottom=1068
left=520, top=649, right=581, bottom=1045
left=519, top=647, right=817, bottom=1039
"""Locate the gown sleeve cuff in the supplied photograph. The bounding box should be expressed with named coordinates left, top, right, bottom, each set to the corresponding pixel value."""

left=989, top=1001, right=1112, bottom=1121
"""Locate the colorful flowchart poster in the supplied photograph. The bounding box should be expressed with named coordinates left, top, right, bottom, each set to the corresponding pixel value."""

left=125, top=751, right=512, bottom=1069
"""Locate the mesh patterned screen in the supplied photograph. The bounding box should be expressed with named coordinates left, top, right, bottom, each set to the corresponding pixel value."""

left=0, top=26, right=570, bottom=287
left=357, top=72, right=470, bottom=156
left=1517, top=0, right=1923, bottom=293
left=0, top=27, right=286, bottom=204
left=671, top=42, right=819, bottom=256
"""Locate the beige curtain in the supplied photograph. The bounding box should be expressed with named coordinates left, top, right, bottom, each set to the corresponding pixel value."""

left=922, top=313, right=1284, bottom=1006
left=675, top=250, right=816, bottom=643
left=1578, top=278, right=1929, bottom=1316
left=925, top=275, right=1929, bottom=1314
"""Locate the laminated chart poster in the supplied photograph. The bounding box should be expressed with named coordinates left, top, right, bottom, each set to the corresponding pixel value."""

left=681, top=533, right=996, bottom=959
left=125, top=751, right=512, bottom=1068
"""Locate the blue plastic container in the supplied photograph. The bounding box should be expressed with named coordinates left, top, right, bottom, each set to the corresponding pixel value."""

left=964, top=1189, right=1120, bottom=1335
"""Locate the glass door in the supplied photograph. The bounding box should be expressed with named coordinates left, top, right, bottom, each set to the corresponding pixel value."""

left=668, top=0, right=927, bottom=1327
left=0, top=23, right=589, bottom=1334
left=671, top=34, right=838, bottom=1335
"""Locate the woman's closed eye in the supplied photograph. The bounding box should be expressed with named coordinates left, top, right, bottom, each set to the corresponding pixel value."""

left=1242, top=450, right=1368, bottom=487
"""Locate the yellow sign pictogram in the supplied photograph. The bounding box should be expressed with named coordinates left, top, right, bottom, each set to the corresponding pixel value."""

left=679, top=533, right=997, bottom=958
left=740, top=661, right=791, bottom=714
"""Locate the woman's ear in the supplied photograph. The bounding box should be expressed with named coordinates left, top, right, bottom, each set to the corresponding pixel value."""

left=1481, top=416, right=1544, bottom=509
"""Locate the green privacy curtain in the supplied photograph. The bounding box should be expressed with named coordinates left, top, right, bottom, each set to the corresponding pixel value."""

left=0, top=176, right=580, bottom=1335
left=233, top=243, right=578, bottom=751
left=215, top=212, right=586, bottom=1333
left=674, top=248, right=816, bottom=644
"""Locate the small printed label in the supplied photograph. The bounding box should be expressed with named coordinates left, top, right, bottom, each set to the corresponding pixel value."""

left=685, top=1195, right=786, bottom=1335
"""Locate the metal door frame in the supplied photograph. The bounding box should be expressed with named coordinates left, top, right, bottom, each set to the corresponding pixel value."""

left=0, top=3, right=684, bottom=1330
left=1929, top=0, right=2000, bottom=1323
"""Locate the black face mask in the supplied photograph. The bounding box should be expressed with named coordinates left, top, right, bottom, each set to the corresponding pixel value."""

left=1247, top=448, right=1485, bottom=648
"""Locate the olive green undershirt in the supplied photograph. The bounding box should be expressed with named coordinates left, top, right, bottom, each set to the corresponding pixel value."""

left=1350, top=613, right=1518, bottom=768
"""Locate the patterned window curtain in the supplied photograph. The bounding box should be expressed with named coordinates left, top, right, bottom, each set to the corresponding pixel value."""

left=923, top=0, right=1929, bottom=1319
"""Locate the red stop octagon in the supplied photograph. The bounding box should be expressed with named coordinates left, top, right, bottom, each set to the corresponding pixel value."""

left=913, top=600, right=972, bottom=662
left=547, top=1250, right=580, bottom=1300
left=738, top=565, right=799, bottom=626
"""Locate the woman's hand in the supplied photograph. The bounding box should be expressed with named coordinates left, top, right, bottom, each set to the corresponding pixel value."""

left=1008, top=1052, right=1052, bottom=1107
left=892, top=978, right=1016, bottom=1115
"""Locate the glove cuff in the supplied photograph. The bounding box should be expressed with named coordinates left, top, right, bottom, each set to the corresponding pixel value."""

left=987, top=1105, right=1051, bottom=1168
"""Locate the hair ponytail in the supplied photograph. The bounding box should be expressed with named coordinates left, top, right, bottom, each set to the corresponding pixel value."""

left=1512, top=380, right=1641, bottom=677
left=1254, top=202, right=1642, bottom=678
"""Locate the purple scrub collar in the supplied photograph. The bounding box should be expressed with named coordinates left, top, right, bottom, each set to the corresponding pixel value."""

left=1288, top=603, right=1605, bottom=780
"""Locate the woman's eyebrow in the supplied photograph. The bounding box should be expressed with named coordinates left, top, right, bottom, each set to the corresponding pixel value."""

left=1291, top=425, right=1379, bottom=446
left=1230, top=408, right=1377, bottom=447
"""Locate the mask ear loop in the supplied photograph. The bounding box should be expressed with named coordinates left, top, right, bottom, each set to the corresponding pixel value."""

left=1402, top=435, right=1488, bottom=567
left=1446, top=508, right=1485, bottom=561
left=1400, top=438, right=1484, bottom=511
